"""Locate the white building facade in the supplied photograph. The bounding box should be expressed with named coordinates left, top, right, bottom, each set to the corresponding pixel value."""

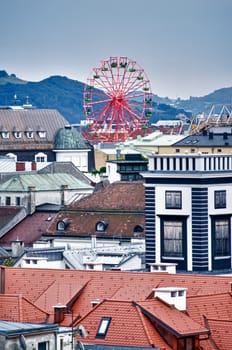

left=142, top=153, right=232, bottom=272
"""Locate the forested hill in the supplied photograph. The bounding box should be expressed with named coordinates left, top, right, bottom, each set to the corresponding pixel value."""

left=0, top=70, right=230, bottom=124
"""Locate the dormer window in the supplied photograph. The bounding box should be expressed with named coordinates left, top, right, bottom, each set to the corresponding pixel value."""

left=37, top=126, right=46, bottom=138
left=96, top=221, right=108, bottom=232
left=96, top=317, right=111, bottom=338
left=14, top=131, right=22, bottom=138
left=38, top=131, right=46, bottom=138
left=1, top=131, right=9, bottom=139
left=26, top=131, right=33, bottom=139
left=35, top=152, right=47, bottom=163
left=134, top=224, right=144, bottom=234
left=57, top=218, right=71, bottom=231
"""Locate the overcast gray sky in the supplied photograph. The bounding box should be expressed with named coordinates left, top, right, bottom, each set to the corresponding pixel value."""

left=0, top=0, right=231, bottom=99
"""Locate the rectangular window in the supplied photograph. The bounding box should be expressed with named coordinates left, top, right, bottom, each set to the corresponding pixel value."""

left=163, top=221, right=183, bottom=257
left=215, top=190, right=226, bottom=209
left=96, top=317, right=111, bottom=338
left=165, top=191, right=182, bottom=209
left=215, top=218, right=229, bottom=256
left=16, top=197, right=21, bottom=206
left=5, top=197, right=11, bottom=205
left=38, top=341, right=49, bottom=350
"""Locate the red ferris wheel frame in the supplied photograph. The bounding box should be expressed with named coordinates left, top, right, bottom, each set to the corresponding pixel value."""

left=83, top=56, right=153, bottom=143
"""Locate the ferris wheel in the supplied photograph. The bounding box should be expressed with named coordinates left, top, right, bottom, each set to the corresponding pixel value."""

left=83, top=56, right=153, bottom=143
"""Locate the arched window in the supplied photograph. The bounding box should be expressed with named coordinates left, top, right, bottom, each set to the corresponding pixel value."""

left=134, top=225, right=144, bottom=234
left=96, top=221, right=108, bottom=232
left=57, top=218, right=71, bottom=231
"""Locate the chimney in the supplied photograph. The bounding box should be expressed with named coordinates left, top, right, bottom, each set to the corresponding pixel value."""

left=0, top=266, right=5, bottom=294
left=149, top=262, right=177, bottom=274
left=61, top=185, right=68, bottom=206
left=153, top=287, right=187, bottom=311
left=53, top=304, right=67, bottom=323
left=91, top=235, right=97, bottom=249
left=11, top=239, right=24, bottom=257
left=28, top=186, right=36, bottom=214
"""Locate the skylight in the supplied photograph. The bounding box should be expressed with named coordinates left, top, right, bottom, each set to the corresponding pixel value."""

left=96, top=317, right=111, bottom=338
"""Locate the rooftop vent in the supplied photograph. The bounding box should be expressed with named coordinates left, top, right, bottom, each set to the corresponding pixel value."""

left=153, top=287, right=187, bottom=311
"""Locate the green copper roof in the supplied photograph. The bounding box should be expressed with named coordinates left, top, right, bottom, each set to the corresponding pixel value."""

left=0, top=173, right=93, bottom=192
left=54, top=125, right=89, bottom=149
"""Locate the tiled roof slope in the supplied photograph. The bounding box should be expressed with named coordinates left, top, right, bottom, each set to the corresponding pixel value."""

left=0, top=294, right=49, bottom=323
left=0, top=211, right=56, bottom=247
left=0, top=173, right=93, bottom=192
left=137, top=299, right=208, bottom=337
left=68, top=181, right=145, bottom=210
left=46, top=212, right=144, bottom=237
left=207, top=319, right=232, bottom=350
left=75, top=299, right=172, bottom=349
left=46, top=181, right=145, bottom=237
left=0, top=207, right=25, bottom=230
left=0, top=109, right=68, bottom=150
left=2, top=267, right=232, bottom=349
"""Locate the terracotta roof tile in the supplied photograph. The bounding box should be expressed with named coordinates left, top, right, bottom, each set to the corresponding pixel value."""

left=68, top=181, right=145, bottom=211
left=47, top=212, right=144, bottom=237
left=207, top=319, right=232, bottom=350
left=46, top=181, right=145, bottom=238
left=75, top=299, right=172, bottom=349
left=137, top=299, right=209, bottom=337
left=2, top=267, right=232, bottom=349
left=0, top=294, right=48, bottom=323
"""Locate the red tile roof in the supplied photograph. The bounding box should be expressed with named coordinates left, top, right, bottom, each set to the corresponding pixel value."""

left=0, top=294, right=49, bottom=323
left=46, top=181, right=145, bottom=238
left=0, top=212, right=56, bottom=247
left=1, top=267, right=232, bottom=349
left=137, top=299, right=209, bottom=337
left=75, top=299, right=172, bottom=349
left=68, top=181, right=145, bottom=211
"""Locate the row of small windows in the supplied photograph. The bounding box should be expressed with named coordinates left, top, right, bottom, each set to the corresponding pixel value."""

left=1, top=196, right=21, bottom=206
left=165, top=190, right=227, bottom=210
left=1, top=130, right=46, bottom=139
left=57, top=219, right=144, bottom=234
left=154, top=155, right=232, bottom=171
left=7, top=152, right=47, bottom=162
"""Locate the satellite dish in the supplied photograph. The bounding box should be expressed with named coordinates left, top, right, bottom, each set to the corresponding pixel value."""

left=76, top=341, right=85, bottom=350
left=77, top=324, right=87, bottom=338
left=19, top=335, right=27, bottom=350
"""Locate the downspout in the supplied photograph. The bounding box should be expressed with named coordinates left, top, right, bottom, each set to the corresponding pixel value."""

left=0, top=266, right=5, bottom=294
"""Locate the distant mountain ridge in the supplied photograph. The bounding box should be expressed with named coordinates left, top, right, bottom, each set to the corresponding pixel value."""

left=0, top=70, right=231, bottom=124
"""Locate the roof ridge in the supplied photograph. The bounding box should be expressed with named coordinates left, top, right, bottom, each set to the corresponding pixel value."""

left=134, top=303, right=157, bottom=347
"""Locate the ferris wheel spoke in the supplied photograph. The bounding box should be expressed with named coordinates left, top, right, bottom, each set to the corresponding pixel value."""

left=84, top=56, right=152, bottom=143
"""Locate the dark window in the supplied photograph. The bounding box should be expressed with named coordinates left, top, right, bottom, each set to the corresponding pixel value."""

left=134, top=224, right=144, bottom=233
left=215, top=190, right=226, bottom=209
left=215, top=218, right=230, bottom=256
left=38, top=341, right=49, bottom=350
left=96, top=221, right=108, bottom=232
left=178, top=337, right=194, bottom=350
left=175, top=149, right=180, bottom=153
left=165, top=191, right=182, bottom=209
left=16, top=197, right=21, bottom=206
left=163, top=220, right=183, bottom=257
left=96, top=317, right=111, bottom=338
left=57, top=219, right=71, bottom=231
left=5, top=197, right=11, bottom=205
